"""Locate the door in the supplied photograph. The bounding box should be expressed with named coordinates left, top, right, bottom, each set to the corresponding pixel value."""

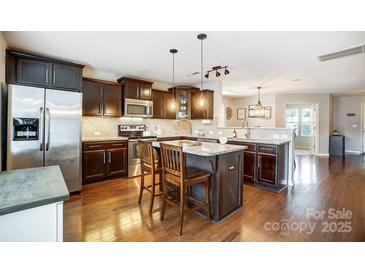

left=123, top=80, right=139, bottom=99
left=243, top=151, right=256, bottom=182
left=7, top=85, right=45, bottom=170
left=45, top=89, right=82, bottom=192
left=16, top=58, right=51, bottom=87
left=257, top=153, right=277, bottom=185
left=82, top=79, right=103, bottom=116
left=152, top=90, right=165, bottom=118
left=108, top=148, right=127, bottom=176
left=362, top=103, right=365, bottom=154
left=163, top=92, right=176, bottom=119
left=82, top=150, right=108, bottom=182
left=103, top=83, right=122, bottom=116
left=139, top=83, right=152, bottom=100
left=52, top=63, right=82, bottom=90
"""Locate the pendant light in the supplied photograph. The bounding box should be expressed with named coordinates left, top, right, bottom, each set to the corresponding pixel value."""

left=252, top=86, right=266, bottom=118
left=197, top=33, right=207, bottom=108
left=169, top=49, right=178, bottom=110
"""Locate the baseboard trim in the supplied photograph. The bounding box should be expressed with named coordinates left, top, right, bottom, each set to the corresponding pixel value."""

left=345, top=150, right=361, bottom=155
left=316, top=153, right=329, bottom=157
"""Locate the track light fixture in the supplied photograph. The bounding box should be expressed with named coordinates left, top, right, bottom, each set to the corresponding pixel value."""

left=205, top=65, right=229, bottom=79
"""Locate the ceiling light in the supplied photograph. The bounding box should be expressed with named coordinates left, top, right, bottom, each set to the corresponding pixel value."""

left=216, top=71, right=221, bottom=77
left=251, top=87, right=267, bottom=118
left=224, top=68, right=230, bottom=75
left=205, top=73, right=209, bottom=79
left=197, top=33, right=207, bottom=108
left=169, top=49, right=178, bottom=111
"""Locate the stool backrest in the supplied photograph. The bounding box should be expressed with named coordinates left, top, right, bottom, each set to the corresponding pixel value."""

left=138, top=139, right=155, bottom=167
left=160, top=143, right=185, bottom=180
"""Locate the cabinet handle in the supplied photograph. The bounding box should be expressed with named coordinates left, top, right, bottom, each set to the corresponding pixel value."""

left=257, top=155, right=260, bottom=169
left=111, top=143, right=124, bottom=147
left=45, top=69, right=48, bottom=83
left=89, top=145, right=101, bottom=148
left=103, top=152, right=106, bottom=164
left=109, top=151, right=111, bottom=163
left=53, top=71, right=56, bottom=85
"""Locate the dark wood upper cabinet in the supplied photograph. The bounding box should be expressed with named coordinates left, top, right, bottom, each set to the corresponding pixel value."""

left=103, top=83, right=122, bottom=117
left=52, top=63, right=82, bottom=90
left=163, top=91, right=177, bottom=119
left=152, top=89, right=165, bottom=119
left=82, top=78, right=121, bottom=117
left=139, top=82, right=152, bottom=100
left=16, top=57, right=51, bottom=86
left=82, top=79, right=103, bottom=116
left=117, top=77, right=153, bottom=100
left=191, top=89, right=214, bottom=120
left=6, top=50, right=83, bottom=91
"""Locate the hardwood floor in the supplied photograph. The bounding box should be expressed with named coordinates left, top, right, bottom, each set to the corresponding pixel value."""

left=64, top=155, right=365, bottom=241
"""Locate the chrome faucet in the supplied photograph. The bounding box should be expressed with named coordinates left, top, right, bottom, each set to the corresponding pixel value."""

left=243, top=120, right=250, bottom=139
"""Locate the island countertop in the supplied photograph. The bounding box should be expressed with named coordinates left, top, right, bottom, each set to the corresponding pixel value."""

left=152, top=140, right=246, bottom=156
left=0, top=166, right=70, bottom=216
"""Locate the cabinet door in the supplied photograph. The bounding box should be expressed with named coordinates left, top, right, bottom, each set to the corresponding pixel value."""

left=191, top=90, right=214, bottom=119
left=82, top=150, right=107, bottom=183
left=16, top=58, right=51, bottom=86
left=123, top=80, right=139, bottom=99
left=257, top=153, right=277, bottom=185
left=152, top=90, right=165, bottom=118
left=52, top=63, right=82, bottom=90
left=163, top=92, right=176, bottom=119
left=243, top=151, right=256, bottom=182
left=103, top=83, right=122, bottom=117
left=107, top=148, right=127, bottom=176
left=82, top=79, right=103, bottom=116
left=139, top=83, right=152, bottom=100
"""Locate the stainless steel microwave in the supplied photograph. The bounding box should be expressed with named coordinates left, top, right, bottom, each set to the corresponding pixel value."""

left=124, top=98, right=153, bottom=118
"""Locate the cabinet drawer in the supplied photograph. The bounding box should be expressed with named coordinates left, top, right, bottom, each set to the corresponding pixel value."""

left=83, top=142, right=109, bottom=151
left=242, top=143, right=256, bottom=152
left=258, top=144, right=277, bottom=155
left=107, top=142, right=127, bottom=149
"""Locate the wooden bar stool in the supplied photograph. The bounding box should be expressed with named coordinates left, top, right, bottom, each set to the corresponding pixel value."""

left=138, top=140, right=162, bottom=215
left=159, top=143, right=211, bottom=236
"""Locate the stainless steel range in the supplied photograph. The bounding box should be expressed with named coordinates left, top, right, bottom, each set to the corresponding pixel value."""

left=118, top=124, right=157, bottom=177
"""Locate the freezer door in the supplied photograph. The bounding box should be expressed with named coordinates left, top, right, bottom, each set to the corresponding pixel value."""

left=45, top=89, right=82, bottom=192
left=7, top=85, right=45, bottom=170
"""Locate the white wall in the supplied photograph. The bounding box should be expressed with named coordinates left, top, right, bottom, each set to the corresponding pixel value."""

left=333, top=95, right=365, bottom=153
left=0, top=32, right=7, bottom=171
left=276, top=93, right=331, bottom=155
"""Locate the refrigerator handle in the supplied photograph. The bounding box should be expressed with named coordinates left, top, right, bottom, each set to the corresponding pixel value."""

left=45, top=107, right=51, bottom=151
left=39, top=107, right=44, bottom=151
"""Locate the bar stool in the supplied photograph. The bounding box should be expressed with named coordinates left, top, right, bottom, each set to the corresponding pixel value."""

left=159, top=143, right=211, bottom=236
left=138, top=140, right=162, bottom=215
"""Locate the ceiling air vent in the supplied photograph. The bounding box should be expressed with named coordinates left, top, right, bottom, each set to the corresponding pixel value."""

left=318, top=44, right=365, bottom=62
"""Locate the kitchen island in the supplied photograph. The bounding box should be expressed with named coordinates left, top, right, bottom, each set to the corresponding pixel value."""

left=153, top=140, right=247, bottom=223
left=0, top=166, right=69, bottom=242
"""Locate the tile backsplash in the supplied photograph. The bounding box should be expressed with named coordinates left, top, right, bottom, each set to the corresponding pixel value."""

left=82, top=117, right=192, bottom=137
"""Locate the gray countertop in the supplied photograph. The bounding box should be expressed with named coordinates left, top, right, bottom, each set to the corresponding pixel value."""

left=152, top=140, right=246, bottom=156
left=0, top=166, right=70, bottom=216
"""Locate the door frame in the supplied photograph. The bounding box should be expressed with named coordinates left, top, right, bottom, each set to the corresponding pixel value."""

left=284, top=102, right=320, bottom=155
left=361, top=103, right=365, bottom=154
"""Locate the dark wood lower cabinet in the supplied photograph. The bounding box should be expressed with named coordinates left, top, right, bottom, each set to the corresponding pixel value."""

left=228, top=140, right=289, bottom=192
left=82, top=141, right=128, bottom=184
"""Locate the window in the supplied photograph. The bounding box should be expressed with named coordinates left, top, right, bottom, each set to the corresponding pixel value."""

left=301, top=108, right=313, bottom=137
left=285, top=109, right=299, bottom=131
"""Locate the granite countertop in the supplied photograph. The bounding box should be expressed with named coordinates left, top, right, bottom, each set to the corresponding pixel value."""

left=82, top=136, right=129, bottom=142
left=152, top=140, right=246, bottom=156
left=157, top=135, right=290, bottom=145
left=0, top=166, right=70, bottom=216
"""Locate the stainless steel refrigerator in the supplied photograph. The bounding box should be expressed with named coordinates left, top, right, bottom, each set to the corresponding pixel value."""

left=7, top=84, right=82, bottom=192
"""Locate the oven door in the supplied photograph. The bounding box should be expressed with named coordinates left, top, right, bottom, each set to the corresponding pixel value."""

left=128, top=140, right=140, bottom=165
left=125, top=99, right=153, bottom=118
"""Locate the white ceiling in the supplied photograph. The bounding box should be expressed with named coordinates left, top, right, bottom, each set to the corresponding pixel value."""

left=3, top=31, right=365, bottom=96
